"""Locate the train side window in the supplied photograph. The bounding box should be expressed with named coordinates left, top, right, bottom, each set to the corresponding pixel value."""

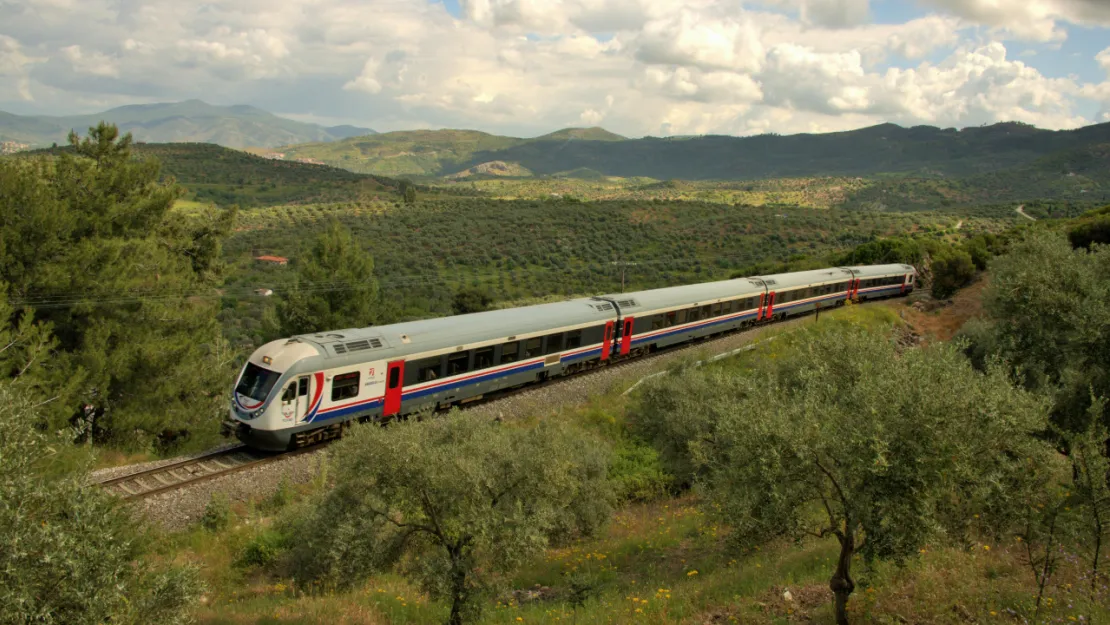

left=566, top=330, right=583, bottom=349
left=524, top=337, right=543, bottom=358
left=331, top=372, right=360, bottom=401
left=582, top=325, right=605, bottom=345
left=545, top=333, right=564, bottom=354
left=474, top=347, right=494, bottom=370
left=405, top=356, right=442, bottom=384
left=651, top=316, right=664, bottom=330
left=298, top=378, right=309, bottom=396
left=665, top=311, right=677, bottom=327
left=710, top=303, right=721, bottom=317
left=500, top=341, right=519, bottom=364
left=447, top=351, right=469, bottom=376
left=282, top=382, right=296, bottom=403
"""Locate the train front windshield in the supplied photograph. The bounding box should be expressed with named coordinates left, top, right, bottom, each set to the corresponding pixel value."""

left=235, top=363, right=280, bottom=403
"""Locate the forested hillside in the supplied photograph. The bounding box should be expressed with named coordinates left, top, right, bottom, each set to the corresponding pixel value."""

left=25, top=142, right=401, bottom=207
left=0, top=100, right=376, bottom=149
left=279, top=121, right=1110, bottom=180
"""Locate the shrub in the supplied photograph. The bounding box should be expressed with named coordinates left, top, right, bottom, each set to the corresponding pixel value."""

left=930, top=249, right=976, bottom=298
left=201, top=493, right=231, bottom=531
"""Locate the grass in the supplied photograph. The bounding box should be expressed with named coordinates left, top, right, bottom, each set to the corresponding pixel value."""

left=164, top=303, right=1109, bottom=624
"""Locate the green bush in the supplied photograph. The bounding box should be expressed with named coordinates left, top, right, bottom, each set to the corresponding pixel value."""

left=609, top=439, right=672, bottom=502
left=931, top=249, right=976, bottom=299
left=201, top=493, right=231, bottom=531
left=237, top=529, right=287, bottom=568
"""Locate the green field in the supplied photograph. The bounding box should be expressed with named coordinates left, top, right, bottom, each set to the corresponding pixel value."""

left=216, top=197, right=1015, bottom=347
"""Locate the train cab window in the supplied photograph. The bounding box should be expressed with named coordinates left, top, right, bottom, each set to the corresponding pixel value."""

left=298, top=378, right=309, bottom=396
left=282, top=382, right=296, bottom=403
left=447, top=351, right=470, bottom=376
left=500, top=341, right=519, bottom=364
left=566, top=330, right=583, bottom=349
left=908, top=275, right=914, bottom=283
left=665, top=311, right=677, bottom=327
left=331, top=372, right=360, bottom=401
left=524, top=337, right=543, bottom=358
left=545, top=333, right=564, bottom=354
left=474, top=347, right=494, bottom=370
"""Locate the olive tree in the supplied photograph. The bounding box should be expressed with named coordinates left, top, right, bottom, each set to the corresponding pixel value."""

left=284, top=413, right=613, bottom=625
left=636, top=326, right=1049, bottom=625
left=0, top=383, right=203, bottom=625
left=964, top=230, right=1110, bottom=434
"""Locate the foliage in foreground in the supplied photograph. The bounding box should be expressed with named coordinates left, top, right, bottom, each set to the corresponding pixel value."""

left=281, top=413, right=614, bottom=624
left=634, top=324, right=1050, bottom=624
left=0, top=123, right=238, bottom=451
left=962, top=229, right=1110, bottom=434
left=0, top=383, right=202, bottom=625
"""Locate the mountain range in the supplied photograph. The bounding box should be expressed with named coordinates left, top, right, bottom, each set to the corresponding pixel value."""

left=278, top=121, right=1110, bottom=181
left=0, top=100, right=375, bottom=149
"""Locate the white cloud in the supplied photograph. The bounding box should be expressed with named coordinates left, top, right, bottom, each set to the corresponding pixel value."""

left=344, top=58, right=383, bottom=94
left=0, top=0, right=1104, bottom=138
left=635, top=10, right=765, bottom=73
left=60, top=44, right=119, bottom=77
left=921, top=0, right=1110, bottom=42
left=1081, top=46, right=1110, bottom=122
left=0, top=36, right=38, bottom=100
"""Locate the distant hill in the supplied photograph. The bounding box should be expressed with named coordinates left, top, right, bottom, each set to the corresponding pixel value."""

left=18, top=142, right=398, bottom=207
left=280, top=121, right=1110, bottom=181
left=536, top=127, right=626, bottom=142
left=280, top=127, right=625, bottom=177
left=843, top=141, right=1110, bottom=211
left=0, top=100, right=377, bottom=149
left=445, top=160, right=533, bottom=179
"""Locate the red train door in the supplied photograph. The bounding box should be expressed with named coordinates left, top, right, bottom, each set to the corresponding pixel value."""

left=766, top=291, right=776, bottom=319
left=901, top=274, right=909, bottom=294
left=851, top=278, right=860, bottom=299
left=383, top=360, right=404, bottom=418
left=620, top=317, right=634, bottom=356
left=600, top=321, right=615, bottom=361
left=757, top=292, right=766, bottom=321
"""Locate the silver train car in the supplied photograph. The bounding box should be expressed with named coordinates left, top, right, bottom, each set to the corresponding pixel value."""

left=225, top=263, right=917, bottom=451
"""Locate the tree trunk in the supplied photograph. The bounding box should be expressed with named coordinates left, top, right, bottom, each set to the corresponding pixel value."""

left=447, top=545, right=468, bottom=625
left=830, top=529, right=856, bottom=625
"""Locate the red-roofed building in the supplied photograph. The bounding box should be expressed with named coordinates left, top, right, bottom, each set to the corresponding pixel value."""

left=254, top=255, right=289, bottom=266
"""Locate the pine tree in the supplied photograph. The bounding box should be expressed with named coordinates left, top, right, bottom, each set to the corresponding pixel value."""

left=0, top=123, right=238, bottom=451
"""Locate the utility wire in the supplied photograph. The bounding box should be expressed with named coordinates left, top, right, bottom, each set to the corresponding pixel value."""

left=8, top=249, right=804, bottom=311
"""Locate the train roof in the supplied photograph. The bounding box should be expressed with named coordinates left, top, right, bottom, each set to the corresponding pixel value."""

left=292, top=297, right=617, bottom=364
left=283, top=263, right=918, bottom=367
left=601, top=277, right=766, bottom=314
left=843, top=263, right=916, bottom=277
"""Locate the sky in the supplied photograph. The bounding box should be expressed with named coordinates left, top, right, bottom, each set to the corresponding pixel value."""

left=1, top=0, right=1110, bottom=138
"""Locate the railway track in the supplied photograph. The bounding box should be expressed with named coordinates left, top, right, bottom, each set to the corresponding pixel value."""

left=96, top=445, right=320, bottom=500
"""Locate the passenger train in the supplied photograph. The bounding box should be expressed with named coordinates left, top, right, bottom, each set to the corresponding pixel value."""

left=225, top=263, right=917, bottom=451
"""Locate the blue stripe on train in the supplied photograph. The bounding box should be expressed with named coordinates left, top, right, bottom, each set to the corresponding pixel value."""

left=311, top=347, right=606, bottom=423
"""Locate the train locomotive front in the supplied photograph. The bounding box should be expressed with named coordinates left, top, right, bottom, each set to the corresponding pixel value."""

left=225, top=337, right=339, bottom=452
